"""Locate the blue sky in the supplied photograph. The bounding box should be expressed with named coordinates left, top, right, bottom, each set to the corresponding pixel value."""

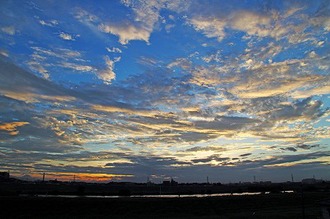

left=0, top=0, right=329, bottom=183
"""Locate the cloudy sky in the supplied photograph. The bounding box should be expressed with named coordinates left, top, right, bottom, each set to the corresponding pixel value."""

left=0, top=0, right=329, bottom=183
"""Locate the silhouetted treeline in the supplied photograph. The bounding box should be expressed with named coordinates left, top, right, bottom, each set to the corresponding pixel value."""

left=1, top=177, right=329, bottom=197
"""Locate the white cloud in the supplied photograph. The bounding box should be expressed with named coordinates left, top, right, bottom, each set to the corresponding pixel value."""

left=1, top=26, right=16, bottom=35
left=27, top=61, right=50, bottom=79
left=111, top=0, right=191, bottom=44
left=190, top=11, right=277, bottom=42
left=61, top=62, right=94, bottom=72
left=165, top=24, right=175, bottom=33
left=97, top=56, right=120, bottom=84
left=167, top=58, right=192, bottom=70
left=202, top=50, right=221, bottom=63
left=106, top=47, right=122, bottom=53
left=27, top=46, right=91, bottom=79
left=74, top=1, right=190, bottom=45
left=99, top=23, right=150, bottom=44
left=39, top=19, right=58, bottom=27
left=0, top=50, right=9, bottom=57
left=230, top=11, right=272, bottom=37
left=190, top=17, right=226, bottom=41
left=59, top=32, right=75, bottom=41
left=189, top=8, right=314, bottom=43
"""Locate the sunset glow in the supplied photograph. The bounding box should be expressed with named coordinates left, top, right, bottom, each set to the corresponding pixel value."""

left=0, top=0, right=329, bottom=183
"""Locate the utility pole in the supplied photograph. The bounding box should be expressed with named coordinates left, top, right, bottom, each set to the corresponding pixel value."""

left=291, top=174, right=294, bottom=182
left=42, top=173, right=45, bottom=182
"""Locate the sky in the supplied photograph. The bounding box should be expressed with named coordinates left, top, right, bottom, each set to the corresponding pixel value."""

left=0, top=0, right=329, bottom=183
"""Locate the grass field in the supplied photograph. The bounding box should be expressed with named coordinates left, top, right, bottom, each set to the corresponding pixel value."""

left=0, top=192, right=329, bottom=218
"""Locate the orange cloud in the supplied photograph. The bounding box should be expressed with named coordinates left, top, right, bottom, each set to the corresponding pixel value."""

left=0, top=121, right=30, bottom=135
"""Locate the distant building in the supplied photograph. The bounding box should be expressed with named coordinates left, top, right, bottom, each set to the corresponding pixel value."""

left=171, top=178, right=178, bottom=186
left=162, top=178, right=178, bottom=186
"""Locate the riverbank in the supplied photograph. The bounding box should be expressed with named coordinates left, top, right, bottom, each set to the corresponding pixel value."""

left=0, top=192, right=328, bottom=218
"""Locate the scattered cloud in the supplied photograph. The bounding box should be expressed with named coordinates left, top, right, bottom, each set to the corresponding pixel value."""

left=60, top=62, right=94, bottom=72
left=59, top=32, right=76, bottom=41
left=1, top=26, right=16, bottom=35
left=39, top=19, right=58, bottom=27
left=27, top=61, right=49, bottom=79
left=106, top=47, right=122, bottom=53
left=189, top=6, right=326, bottom=44
left=0, top=0, right=329, bottom=182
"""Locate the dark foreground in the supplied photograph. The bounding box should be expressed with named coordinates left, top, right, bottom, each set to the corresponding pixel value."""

left=0, top=192, right=329, bottom=219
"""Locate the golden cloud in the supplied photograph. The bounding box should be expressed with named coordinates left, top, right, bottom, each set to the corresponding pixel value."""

left=0, top=121, right=30, bottom=135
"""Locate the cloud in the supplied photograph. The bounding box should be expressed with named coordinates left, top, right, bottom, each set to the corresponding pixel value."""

left=184, top=145, right=227, bottom=153
left=73, top=1, right=190, bottom=45
left=99, top=23, right=150, bottom=44
left=0, top=90, right=75, bottom=103
left=230, top=11, right=272, bottom=37
left=60, top=62, right=94, bottom=72
left=232, top=76, right=321, bottom=99
left=59, top=32, right=75, bottom=41
left=311, top=16, right=330, bottom=32
left=190, top=17, right=226, bottom=41
left=228, top=58, right=328, bottom=99
left=192, top=155, right=230, bottom=165
left=0, top=0, right=329, bottom=182
left=106, top=47, right=122, bottom=53
left=27, top=61, right=49, bottom=79
left=92, top=104, right=155, bottom=117
left=188, top=5, right=321, bottom=43
left=1, top=26, right=16, bottom=35
left=262, top=152, right=330, bottom=168
left=99, top=0, right=191, bottom=44
left=195, top=116, right=260, bottom=133
left=30, top=47, right=83, bottom=61
left=39, top=19, right=58, bottom=27
left=0, top=50, right=9, bottom=57
left=27, top=46, right=92, bottom=78
left=74, top=7, right=153, bottom=45
left=0, top=122, right=29, bottom=135
left=167, top=57, right=192, bottom=70
left=0, top=58, right=77, bottom=103
left=269, top=98, right=326, bottom=122
left=96, top=56, right=119, bottom=84
left=291, top=84, right=330, bottom=99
